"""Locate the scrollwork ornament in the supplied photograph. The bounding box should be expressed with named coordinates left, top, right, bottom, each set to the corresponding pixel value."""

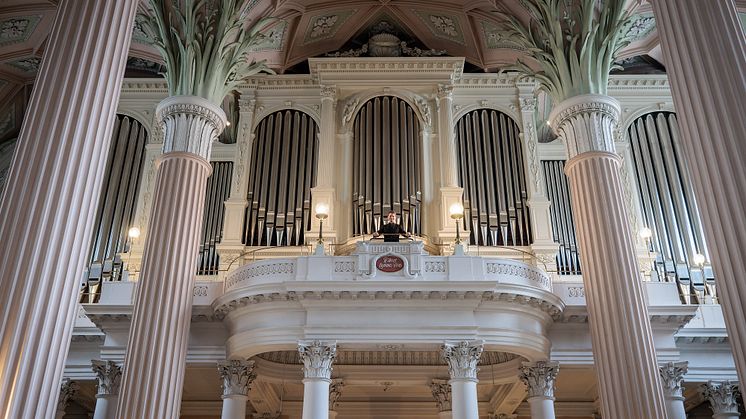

left=430, top=380, right=452, bottom=411
left=518, top=361, right=559, bottom=399
left=298, top=340, right=337, bottom=380
left=441, top=340, right=483, bottom=381
left=414, top=96, right=433, bottom=128
left=329, top=378, right=344, bottom=410
left=341, top=97, right=359, bottom=128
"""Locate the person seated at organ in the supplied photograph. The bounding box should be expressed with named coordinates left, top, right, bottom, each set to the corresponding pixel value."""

left=373, top=210, right=411, bottom=242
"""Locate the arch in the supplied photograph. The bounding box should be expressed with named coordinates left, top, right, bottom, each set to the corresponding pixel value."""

left=115, top=108, right=153, bottom=136
left=253, top=104, right=321, bottom=133
left=453, top=103, right=520, bottom=127
left=340, top=88, right=431, bottom=135
left=243, top=109, right=319, bottom=246
left=620, top=104, right=676, bottom=136
left=455, top=108, right=532, bottom=246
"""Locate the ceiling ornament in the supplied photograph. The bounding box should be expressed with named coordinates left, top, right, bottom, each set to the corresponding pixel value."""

left=131, top=14, right=154, bottom=45
left=480, top=20, right=525, bottom=51
left=414, top=10, right=465, bottom=45
left=249, top=20, right=287, bottom=52
left=625, top=13, right=656, bottom=42
left=7, top=57, right=41, bottom=73
left=0, top=104, right=15, bottom=138
left=0, top=16, right=41, bottom=47
left=303, top=10, right=356, bottom=45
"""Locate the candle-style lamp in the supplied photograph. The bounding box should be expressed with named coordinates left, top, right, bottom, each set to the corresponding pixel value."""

left=127, top=226, right=141, bottom=274
left=314, top=203, right=329, bottom=255
left=449, top=202, right=465, bottom=255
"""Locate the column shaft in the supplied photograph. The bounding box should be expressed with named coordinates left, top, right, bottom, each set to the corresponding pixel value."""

left=436, top=84, right=458, bottom=188
left=551, top=95, right=667, bottom=419
left=650, top=0, right=746, bottom=386
left=93, top=395, right=117, bottom=419
left=221, top=395, right=248, bottom=419
left=317, top=87, right=337, bottom=188
left=0, top=1, right=136, bottom=417
left=302, top=379, right=330, bottom=419
left=450, top=381, right=478, bottom=419
left=527, top=397, right=555, bottom=419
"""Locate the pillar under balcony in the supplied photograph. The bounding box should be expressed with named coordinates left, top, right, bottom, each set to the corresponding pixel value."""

left=518, top=361, right=558, bottom=419
left=650, top=0, right=746, bottom=387
left=442, top=341, right=482, bottom=419
left=218, top=359, right=256, bottom=419
left=116, top=96, right=227, bottom=418
left=659, top=361, right=688, bottom=419
left=549, top=94, right=668, bottom=419
left=299, top=341, right=337, bottom=419
left=92, top=360, right=122, bottom=419
left=0, top=1, right=137, bottom=417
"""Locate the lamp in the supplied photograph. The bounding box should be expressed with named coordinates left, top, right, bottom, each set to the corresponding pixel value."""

left=314, top=203, right=329, bottom=255
left=693, top=253, right=706, bottom=267
left=126, top=226, right=141, bottom=274
left=449, top=202, right=465, bottom=255
left=639, top=227, right=652, bottom=240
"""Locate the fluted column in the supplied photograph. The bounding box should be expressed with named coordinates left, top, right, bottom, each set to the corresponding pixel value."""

left=56, top=379, right=79, bottom=419
left=518, top=361, right=558, bottom=419
left=218, top=360, right=256, bottom=419
left=311, top=85, right=338, bottom=239
left=659, top=362, right=688, bottom=419
left=700, top=381, right=741, bottom=419
left=436, top=84, right=464, bottom=237
left=650, top=0, right=746, bottom=386
left=549, top=94, right=668, bottom=419
left=431, top=380, right=453, bottom=419
left=328, top=378, right=344, bottom=419
left=299, top=341, right=337, bottom=419
left=442, top=341, right=482, bottom=419
left=0, top=1, right=137, bottom=417
left=117, top=96, right=226, bottom=418
left=92, top=361, right=122, bottom=419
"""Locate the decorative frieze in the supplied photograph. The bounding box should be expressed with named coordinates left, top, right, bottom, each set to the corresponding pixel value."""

left=658, top=361, right=687, bottom=399
left=155, top=96, right=227, bottom=159
left=548, top=94, right=621, bottom=158
left=298, top=341, right=337, bottom=380
left=91, top=360, right=122, bottom=396
left=519, top=361, right=559, bottom=399
left=441, top=341, right=483, bottom=382
left=217, top=359, right=256, bottom=397
left=431, top=380, right=452, bottom=412
left=700, top=381, right=740, bottom=416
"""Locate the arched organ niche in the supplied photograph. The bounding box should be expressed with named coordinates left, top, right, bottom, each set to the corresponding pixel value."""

left=243, top=110, right=319, bottom=246
left=351, top=96, right=422, bottom=236
left=197, top=161, right=233, bottom=274
left=82, top=115, right=147, bottom=301
left=628, top=111, right=714, bottom=303
left=455, top=109, right=532, bottom=246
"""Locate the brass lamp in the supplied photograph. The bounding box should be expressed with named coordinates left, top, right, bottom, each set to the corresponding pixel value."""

left=449, top=202, right=464, bottom=244
left=314, top=203, right=329, bottom=255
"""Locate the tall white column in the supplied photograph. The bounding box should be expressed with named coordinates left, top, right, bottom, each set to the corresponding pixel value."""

left=700, top=381, right=741, bottom=419
left=117, top=96, right=227, bottom=418
left=299, top=341, right=337, bottom=419
left=659, top=362, right=688, bottom=419
left=650, top=0, right=746, bottom=387
left=518, top=361, right=558, bottom=419
left=218, top=360, right=256, bottom=419
left=0, top=1, right=137, bottom=417
left=311, top=86, right=338, bottom=239
left=329, top=378, right=344, bottom=419
left=549, top=94, right=668, bottom=419
left=56, top=379, right=79, bottom=419
left=442, top=341, right=482, bottom=419
left=92, top=361, right=122, bottom=419
left=436, top=84, right=464, bottom=238
left=431, top=380, right=453, bottom=419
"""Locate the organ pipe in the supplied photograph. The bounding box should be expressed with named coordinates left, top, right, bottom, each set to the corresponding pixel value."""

left=455, top=109, right=532, bottom=246
left=243, top=110, right=318, bottom=246
left=351, top=96, right=422, bottom=236
left=197, top=161, right=233, bottom=275
left=543, top=160, right=581, bottom=275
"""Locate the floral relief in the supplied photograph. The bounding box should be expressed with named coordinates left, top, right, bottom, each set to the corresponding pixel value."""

left=310, top=15, right=338, bottom=38
left=0, top=17, right=40, bottom=46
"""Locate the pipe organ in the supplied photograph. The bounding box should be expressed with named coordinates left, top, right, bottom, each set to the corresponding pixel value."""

left=243, top=110, right=319, bottom=246
left=197, top=162, right=233, bottom=275
left=455, top=109, right=532, bottom=246
left=82, top=115, right=147, bottom=300
left=351, top=96, right=422, bottom=236
left=628, top=111, right=714, bottom=303
left=543, top=160, right=581, bottom=274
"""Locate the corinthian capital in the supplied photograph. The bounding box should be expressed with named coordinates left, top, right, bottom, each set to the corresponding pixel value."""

left=548, top=94, right=621, bottom=158
left=298, top=340, right=337, bottom=380
left=441, top=340, right=483, bottom=382
left=430, top=379, right=452, bottom=412
left=91, top=360, right=122, bottom=396
left=320, top=85, right=337, bottom=100
left=57, top=378, right=79, bottom=413
left=658, top=361, right=688, bottom=399
left=518, top=361, right=559, bottom=399
left=217, top=359, right=256, bottom=397
left=700, top=381, right=740, bottom=416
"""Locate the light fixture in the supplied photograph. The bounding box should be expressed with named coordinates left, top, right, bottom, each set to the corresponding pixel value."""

left=449, top=202, right=465, bottom=244
left=693, top=253, right=706, bottom=267
left=226, top=121, right=231, bottom=126
left=639, top=227, right=652, bottom=239
left=314, top=203, right=329, bottom=244
left=128, top=226, right=141, bottom=239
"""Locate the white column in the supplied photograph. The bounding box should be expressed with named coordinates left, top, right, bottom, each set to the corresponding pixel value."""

left=442, top=341, right=482, bottom=419
left=329, top=378, right=344, bottom=418
left=56, top=379, right=79, bottom=419
left=659, top=362, right=688, bottom=419
left=650, top=0, right=746, bottom=387
left=436, top=84, right=464, bottom=238
left=431, top=380, right=453, bottom=419
left=549, top=94, right=668, bottom=419
left=299, top=341, right=337, bottom=419
left=92, top=360, right=122, bottom=419
left=311, top=86, right=338, bottom=239
left=700, top=381, right=740, bottom=419
left=218, top=359, right=256, bottom=419
left=0, top=1, right=137, bottom=417
left=117, top=96, right=226, bottom=418
left=518, top=361, right=558, bottom=419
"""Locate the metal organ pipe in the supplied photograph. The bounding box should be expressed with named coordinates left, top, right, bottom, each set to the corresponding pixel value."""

left=242, top=110, right=319, bottom=247
left=455, top=109, right=532, bottom=247
left=543, top=160, right=581, bottom=275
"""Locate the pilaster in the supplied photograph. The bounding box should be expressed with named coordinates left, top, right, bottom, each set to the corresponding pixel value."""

left=700, top=381, right=740, bottom=419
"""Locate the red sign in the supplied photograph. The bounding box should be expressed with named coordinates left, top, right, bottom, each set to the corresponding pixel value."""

left=376, top=255, right=405, bottom=273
